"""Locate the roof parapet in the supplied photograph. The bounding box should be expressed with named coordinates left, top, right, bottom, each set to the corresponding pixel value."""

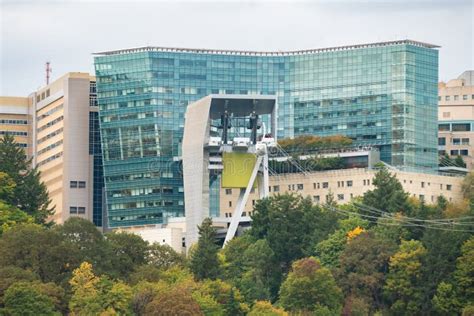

left=93, top=39, right=440, bottom=57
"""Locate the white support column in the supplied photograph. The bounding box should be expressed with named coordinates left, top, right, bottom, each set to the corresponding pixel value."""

left=223, top=155, right=263, bottom=246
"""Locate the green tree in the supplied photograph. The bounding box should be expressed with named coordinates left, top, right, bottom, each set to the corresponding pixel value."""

left=279, top=257, right=343, bottom=314
left=454, top=155, right=467, bottom=168
left=0, top=172, right=15, bottom=201
left=147, top=242, right=186, bottom=270
left=190, top=217, right=221, bottom=280
left=314, top=216, right=369, bottom=268
left=3, top=281, right=60, bottom=316
left=455, top=236, right=474, bottom=308
left=0, top=223, right=78, bottom=285
left=362, top=166, right=410, bottom=216
left=248, top=301, right=287, bottom=316
left=239, top=239, right=281, bottom=302
left=0, top=266, right=38, bottom=306
left=336, top=231, right=396, bottom=312
left=0, top=200, right=33, bottom=236
left=384, top=239, right=427, bottom=314
left=0, top=134, right=54, bottom=223
left=57, top=217, right=113, bottom=277
left=106, top=231, right=149, bottom=279
left=250, top=194, right=322, bottom=270
left=433, top=282, right=462, bottom=315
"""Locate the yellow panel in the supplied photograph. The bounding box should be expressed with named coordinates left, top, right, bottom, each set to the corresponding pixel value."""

left=221, top=152, right=257, bottom=188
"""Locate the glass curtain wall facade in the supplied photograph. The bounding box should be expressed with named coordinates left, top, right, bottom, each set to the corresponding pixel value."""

left=94, top=40, right=439, bottom=228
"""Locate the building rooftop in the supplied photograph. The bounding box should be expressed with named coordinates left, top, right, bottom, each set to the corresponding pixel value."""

left=94, top=39, right=440, bottom=57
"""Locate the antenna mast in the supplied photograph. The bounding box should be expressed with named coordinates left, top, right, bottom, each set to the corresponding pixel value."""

left=45, top=62, right=52, bottom=85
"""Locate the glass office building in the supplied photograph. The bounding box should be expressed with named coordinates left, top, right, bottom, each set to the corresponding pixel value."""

left=94, top=40, right=439, bottom=228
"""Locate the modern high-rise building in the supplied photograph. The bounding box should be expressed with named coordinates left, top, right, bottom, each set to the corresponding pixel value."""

left=438, top=70, right=474, bottom=170
left=0, top=73, right=104, bottom=226
left=94, top=39, right=440, bottom=229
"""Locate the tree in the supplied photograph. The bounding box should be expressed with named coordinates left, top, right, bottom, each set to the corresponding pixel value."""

left=279, top=257, right=343, bottom=314
left=145, top=287, right=204, bottom=316
left=0, top=134, right=54, bottom=223
left=57, top=217, right=112, bottom=277
left=106, top=231, right=149, bottom=279
left=147, top=242, right=186, bottom=270
left=0, top=200, right=33, bottom=236
left=250, top=194, right=322, bottom=270
left=0, top=266, right=38, bottom=305
left=384, top=240, right=427, bottom=314
left=198, top=279, right=248, bottom=315
left=336, top=231, right=396, bottom=312
left=0, top=172, right=15, bottom=201
left=248, top=301, right=288, bottom=316
left=462, top=172, right=474, bottom=202
left=419, top=228, right=471, bottom=313
left=314, top=216, right=369, bottom=268
left=0, top=223, right=78, bottom=285
left=362, top=166, right=410, bottom=216
left=3, top=281, right=60, bottom=316
left=239, top=239, right=282, bottom=302
left=454, top=236, right=474, bottom=308
left=69, top=261, right=133, bottom=315
left=190, top=217, right=221, bottom=280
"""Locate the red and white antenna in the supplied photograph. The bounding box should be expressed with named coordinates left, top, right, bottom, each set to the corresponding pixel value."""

left=45, top=62, right=52, bottom=85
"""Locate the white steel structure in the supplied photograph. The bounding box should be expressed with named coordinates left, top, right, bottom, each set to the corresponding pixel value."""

left=182, top=95, right=277, bottom=247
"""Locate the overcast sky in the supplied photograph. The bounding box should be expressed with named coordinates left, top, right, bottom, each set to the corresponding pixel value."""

left=1, top=0, right=473, bottom=96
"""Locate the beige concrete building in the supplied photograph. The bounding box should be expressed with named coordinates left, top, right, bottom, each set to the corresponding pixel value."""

left=438, top=70, right=474, bottom=170
left=0, top=96, right=33, bottom=157
left=219, top=168, right=464, bottom=217
left=0, top=73, right=103, bottom=226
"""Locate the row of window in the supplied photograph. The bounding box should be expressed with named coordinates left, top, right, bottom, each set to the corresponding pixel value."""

left=70, top=206, right=86, bottom=214
left=110, top=199, right=183, bottom=210
left=0, top=119, right=28, bottom=125
left=37, top=140, right=63, bottom=156
left=110, top=186, right=175, bottom=197
left=224, top=211, right=254, bottom=218
left=449, top=149, right=469, bottom=156
left=37, top=116, right=63, bottom=132
left=36, top=89, right=50, bottom=103
left=38, top=127, right=63, bottom=144
left=70, top=181, right=86, bottom=188
left=37, top=151, right=63, bottom=167
left=440, top=94, right=474, bottom=101
left=438, top=137, right=470, bottom=146
left=105, top=171, right=172, bottom=182
left=438, top=123, right=471, bottom=132
left=0, top=130, right=27, bottom=136
left=37, top=104, right=63, bottom=122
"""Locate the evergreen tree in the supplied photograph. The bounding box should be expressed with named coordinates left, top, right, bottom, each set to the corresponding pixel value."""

left=0, top=135, right=53, bottom=223
left=362, top=166, right=410, bottom=217
left=190, top=218, right=221, bottom=280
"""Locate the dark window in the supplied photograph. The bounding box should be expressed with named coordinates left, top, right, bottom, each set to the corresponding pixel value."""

left=438, top=124, right=450, bottom=131
left=78, top=181, right=86, bottom=188
left=70, top=181, right=78, bottom=188
left=322, top=182, right=329, bottom=188
left=70, top=207, right=78, bottom=214
left=297, top=184, right=304, bottom=190
left=225, top=189, right=232, bottom=195
left=447, top=184, right=452, bottom=191
left=452, top=123, right=470, bottom=132
left=273, top=185, right=280, bottom=192
left=438, top=138, right=446, bottom=146
left=347, top=180, right=353, bottom=187
left=450, top=150, right=459, bottom=155
left=460, top=150, right=468, bottom=156
left=78, top=207, right=86, bottom=214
